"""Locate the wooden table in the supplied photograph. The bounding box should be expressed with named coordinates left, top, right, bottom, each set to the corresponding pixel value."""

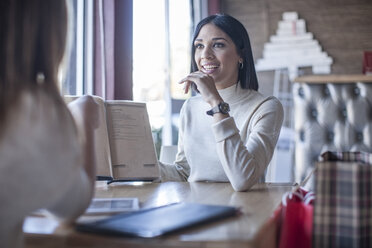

left=23, top=182, right=293, bottom=248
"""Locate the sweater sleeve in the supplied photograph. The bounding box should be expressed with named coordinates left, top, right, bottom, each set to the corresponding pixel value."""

left=212, top=97, right=284, bottom=191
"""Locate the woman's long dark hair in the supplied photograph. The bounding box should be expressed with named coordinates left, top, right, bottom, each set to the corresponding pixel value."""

left=0, top=0, right=70, bottom=135
left=191, top=14, right=258, bottom=90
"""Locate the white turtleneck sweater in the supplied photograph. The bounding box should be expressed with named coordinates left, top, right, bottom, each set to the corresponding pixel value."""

left=159, top=84, right=284, bottom=191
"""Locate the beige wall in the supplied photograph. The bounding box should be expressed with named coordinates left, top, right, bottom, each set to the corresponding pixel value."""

left=221, top=0, right=372, bottom=96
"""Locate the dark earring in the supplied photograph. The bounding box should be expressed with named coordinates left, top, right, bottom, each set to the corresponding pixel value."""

left=239, top=61, right=244, bottom=70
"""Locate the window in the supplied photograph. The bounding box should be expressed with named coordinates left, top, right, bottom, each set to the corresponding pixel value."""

left=133, top=0, right=192, bottom=145
left=62, top=0, right=93, bottom=96
left=62, top=0, right=192, bottom=145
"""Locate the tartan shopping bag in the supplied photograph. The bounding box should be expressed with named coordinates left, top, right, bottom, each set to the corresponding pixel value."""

left=313, top=151, right=372, bottom=248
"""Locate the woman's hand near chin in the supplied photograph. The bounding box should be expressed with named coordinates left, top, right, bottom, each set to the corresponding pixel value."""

left=179, top=71, right=223, bottom=107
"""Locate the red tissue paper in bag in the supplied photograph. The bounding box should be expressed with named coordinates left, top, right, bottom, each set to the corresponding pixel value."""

left=275, top=187, right=314, bottom=248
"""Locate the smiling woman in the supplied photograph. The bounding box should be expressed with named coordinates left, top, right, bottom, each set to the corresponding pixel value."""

left=193, top=23, right=241, bottom=90
left=159, top=14, right=284, bottom=192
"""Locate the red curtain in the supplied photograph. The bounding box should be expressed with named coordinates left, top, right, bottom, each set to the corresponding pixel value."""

left=94, top=0, right=133, bottom=100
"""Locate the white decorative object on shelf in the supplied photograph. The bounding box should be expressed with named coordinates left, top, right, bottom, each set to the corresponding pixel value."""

left=255, top=11, right=333, bottom=80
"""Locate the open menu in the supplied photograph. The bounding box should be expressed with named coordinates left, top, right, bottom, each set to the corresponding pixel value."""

left=65, top=96, right=160, bottom=182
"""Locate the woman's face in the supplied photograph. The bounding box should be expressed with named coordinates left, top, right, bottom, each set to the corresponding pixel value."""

left=194, top=23, right=241, bottom=89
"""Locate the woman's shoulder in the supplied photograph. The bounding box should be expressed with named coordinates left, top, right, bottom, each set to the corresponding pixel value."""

left=0, top=89, right=85, bottom=219
left=259, top=94, right=283, bottom=108
left=19, top=89, right=73, bottom=126
left=3, top=89, right=79, bottom=153
left=240, top=89, right=282, bottom=109
left=1, top=89, right=81, bottom=175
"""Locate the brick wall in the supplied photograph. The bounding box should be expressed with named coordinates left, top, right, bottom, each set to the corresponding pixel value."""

left=220, top=0, right=372, bottom=96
